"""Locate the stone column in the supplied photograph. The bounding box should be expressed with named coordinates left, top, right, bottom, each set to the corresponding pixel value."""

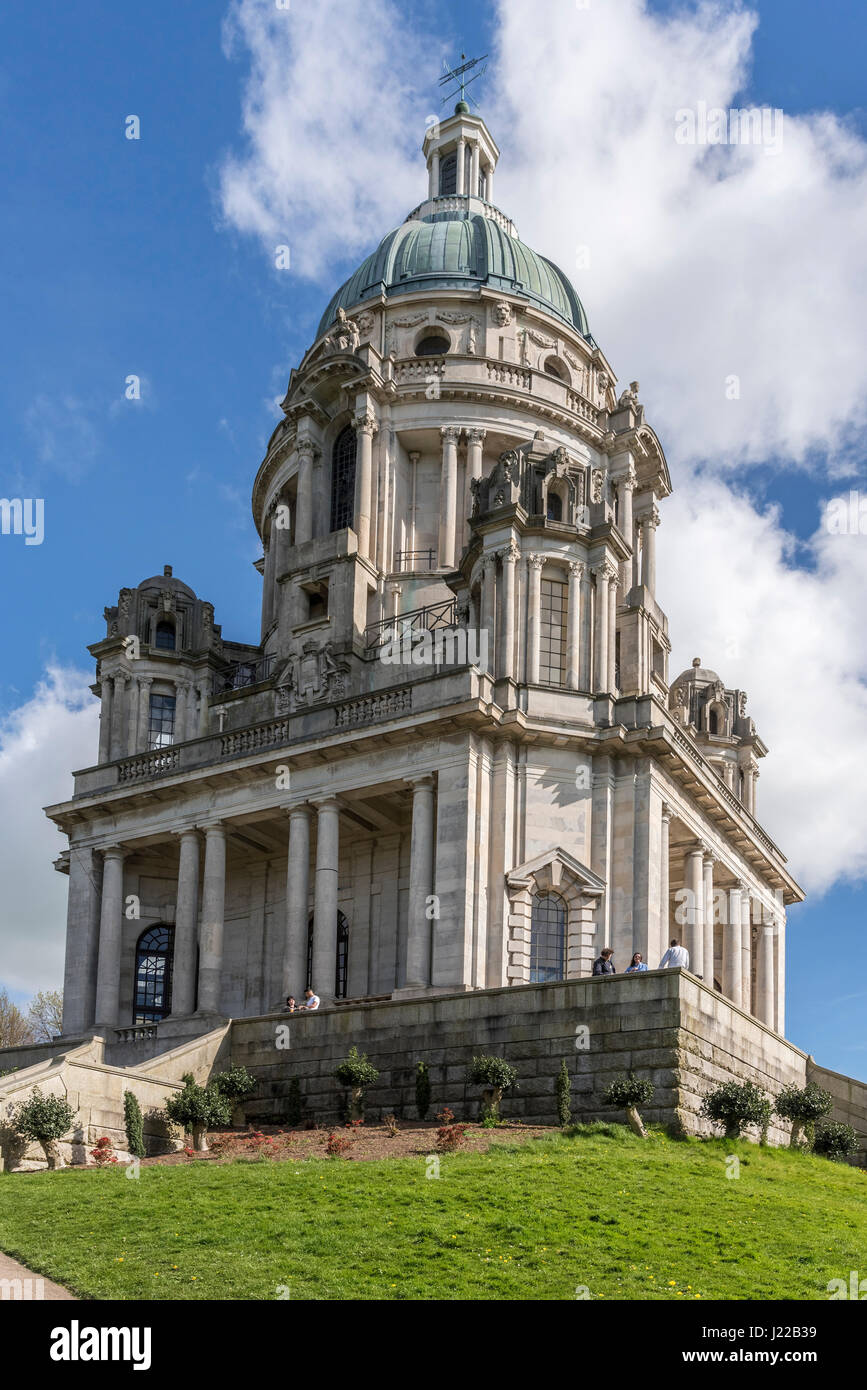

left=579, top=563, right=592, bottom=689
left=723, top=885, right=743, bottom=1007
left=607, top=565, right=618, bottom=692
left=172, top=829, right=201, bottom=1016
left=354, top=411, right=378, bottom=559
left=456, top=136, right=466, bottom=194
left=98, top=679, right=113, bottom=763
left=641, top=506, right=659, bottom=591
left=465, top=427, right=485, bottom=545
left=311, top=798, right=340, bottom=1003
left=526, top=554, right=543, bottom=684
left=175, top=682, right=188, bottom=747
left=485, top=164, right=494, bottom=203
left=592, top=566, right=609, bottom=694
left=61, top=844, right=102, bottom=1034
left=481, top=554, right=497, bottom=675
left=197, top=681, right=210, bottom=737
left=294, top=440, right=315, bottom=545
left=109, top=673, right=127, bottom=761
left=261, top=504, right=278, bottom=633
left=617, top=466, right=636, bottom=593
left=439, top=425, right=460, bottom=569
left=430, top=148, right=440, bottom=199
left=660, top=805, right=671, bottom=950
left=470, top=140, right=480, bottom=196
left=197, top=824, right=227, bottom=1015
left=566, top=562, right=584, bottom=689
left=683, top=845, right=704, bottom=978
left=756, top=922, right=775, bottom=1027
left=774, top=914, right=786, bottom=1036
left=702, top=850, right=716, bottom=988
left=94, top=846, right=127, bottom=1029
left=135, top=677, right=152, bottom=752
left=283, top=805, right=312, bottom=998
left=739, top=882, right=753, bottom=1013
left=497, top=542, right=519, bottom=681
left=404, top=775, right=436, bottom=989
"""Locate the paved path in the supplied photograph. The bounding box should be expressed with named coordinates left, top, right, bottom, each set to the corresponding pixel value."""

left=0, top=1250, right=76, bottom=1300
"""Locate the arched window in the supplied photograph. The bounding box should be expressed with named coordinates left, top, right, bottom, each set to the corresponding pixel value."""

left=708, top=709, right=719, bottom=735
left=546, top=492, right=563, bottom=522
left=155, top=620, right=175, bottom=651
left=439, top=152, right=457, bottom=195
left=330, top=424, right=356, bottom=533
left=306, top=911, right=350, bottom=999
left=544, top=357, right=568, bottom=382
left=529, top=893, right=567, bottom=983
left=415, top=333, right=450, bottom=357
left=134, top=925, right=174, bottom=1023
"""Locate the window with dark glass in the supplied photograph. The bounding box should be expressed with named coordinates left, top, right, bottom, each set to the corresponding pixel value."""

left=134, top=925, right=174, bottom=1023
left=439, top=152, right=457, bottom=195
left=546, top=492, right=563, bottom=522
left=530, top=893, right=567, bottom=983
left=538, top=578, right=567, bottom=685
left=148, top=693, right=176, bottom=749
left=330, top=424, right=357, bottom=533
left=415, top=334, right=450, bottom=357
left=544, top=357, right=568, bottom=382
left=155, top=621, right=176, bottom=650
left=306, top=911, right=350, bottom=999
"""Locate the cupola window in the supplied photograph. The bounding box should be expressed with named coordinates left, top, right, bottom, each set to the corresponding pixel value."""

left=155, top=620, right=176, bottom=651
left=330, top=424, right=357, bottom=533
left=415, top=333, right=450, bottom=357
left=439, top=152, right=457, bottom=196
left=148, top=692, right=176, bottom=749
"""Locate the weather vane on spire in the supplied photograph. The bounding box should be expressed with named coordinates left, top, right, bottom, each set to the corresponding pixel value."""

left=439, top=51, right=488, bottom=110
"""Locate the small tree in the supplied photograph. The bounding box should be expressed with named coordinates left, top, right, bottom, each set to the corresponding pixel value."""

left=123, top=1090, right=146, bottom=1159
left=27, top=989, right=64, bottom=1042
left=10, top=1088, right=78, bottom=1169
left=813, top=1121, right=859, bottom=1163
left=774, top=1083, right=832, bottom=1150
left=285, top=1077, right=303, bottom=1127
left=164, top=1073, right=232, bottom=1152
left=700, top=1080, right=771, bottom=1141
left=415, top=1061, right=431, bottom=1120
left=466, top=1056, right=518, bottom=1123
left=333, top=1047, right=379, bottom=1122
left=211, top=1066, right=257, bottom=1102
left=603, top=1073, right=654, bottom=1138
left=556, top=1059, right=572, bottom=1128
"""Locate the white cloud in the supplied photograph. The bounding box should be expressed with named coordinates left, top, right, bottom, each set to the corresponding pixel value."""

left=0, top=667, right=99, bottom=995
left=214, top=1, right=867, bottom=898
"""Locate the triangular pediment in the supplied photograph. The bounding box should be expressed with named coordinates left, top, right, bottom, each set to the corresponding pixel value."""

left=507, top=847, right=605, bottom=897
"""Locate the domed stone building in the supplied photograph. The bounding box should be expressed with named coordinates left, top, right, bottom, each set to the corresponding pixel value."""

left=35, top=106, right=819, bottom=1128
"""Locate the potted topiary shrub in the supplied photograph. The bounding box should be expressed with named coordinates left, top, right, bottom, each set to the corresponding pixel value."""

left=813, top=1121, right=859, bottom=1163
left=466, top=1056, right=518, bottom=1124
left=774, top=1083, right=832, bottom=1150
left=603, top=1073, right=654, bottom=1137
left=415, top=1061, right=431, bottom=1120
left=9, top=1088, right=78, bottom=1169
left=164, top=1073, right=233, bottom=1152
left=700, top=1080, right=771, bottom=1141
left=333, top=1047, right=379, bottom=1123
left=211, top=1066, right=257, bottom=1126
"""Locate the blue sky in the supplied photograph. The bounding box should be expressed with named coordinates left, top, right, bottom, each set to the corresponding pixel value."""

left=0, top=0, right=864, bottom=1075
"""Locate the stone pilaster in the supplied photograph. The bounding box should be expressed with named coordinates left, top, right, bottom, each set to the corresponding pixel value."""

left=354, top=410, right=378, bottom=560
left=197, top=824, right=227, bottom=1014
left=311, top=798, right=341, bottom=1002
left=438, top=425, right=460, bottom=569
left=526, top=554, right=543, bottom=683
left=283, top=804, right=312, bottom=999
left=404, top=775, right=436, bottom=989
left=172, top=829, right=201, bottom=1016
left=566, top=561, right=584, bottom=690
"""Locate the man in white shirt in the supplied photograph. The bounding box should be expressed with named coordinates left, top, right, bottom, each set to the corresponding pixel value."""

left=301, top=987, right=320, bottom=1011
left=658, top=939, right=690, bottom=970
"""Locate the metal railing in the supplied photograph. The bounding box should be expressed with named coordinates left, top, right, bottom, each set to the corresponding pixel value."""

left=212, top=653, right=277, bottom=698
left=365, top=598, right=457, bottom=652
left=395, top=549, right=437, bottom=572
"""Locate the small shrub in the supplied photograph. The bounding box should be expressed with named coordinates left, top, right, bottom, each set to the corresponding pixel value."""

left=211, top=1067, right=257, bottom=1102
left=415, top=1061, right=432, bottom=1120
left=9, top=1088, right=78, bottom=1170
left=333, top=1047, right=379, bottom=1122
left=813, top=1121, right=859, bottom=1162
left=466, top=1056, right=518, bottom=1122
left=383, top=1114, right=400, bottom=1137
left=123, top=1091, right=145, bottom=1159
left=774, top=1083, right=833, bottom=1149
left=602, top=1073, right=654, bottom=1139
left=325, top=1132, right=353, bottom=1158
left=285, top=1077, right=303, bottom=1127
left=436, top=1123, right=468, bottom=1151
left=90, top=1136, right=118, bottom=1165
left=556, top=1059, right=572, bottom=1128
left=700, top=1080, right=771, bottom=1141
left=164, top=1074, right=233, bottom=1152
left=435, top=1106, right=454, bottom=1125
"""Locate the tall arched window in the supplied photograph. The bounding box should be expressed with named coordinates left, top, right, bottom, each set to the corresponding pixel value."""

left=530, top=893, right=567, bottom=983
left=330, top=424, right=356, bottom=533
left=155, top=620, right=175, bottom=650
left=306, top=911, right=350, bottom=999
left=134, top=925, right=174, bottom=1023
left=439, top=152, right=457, bottom=195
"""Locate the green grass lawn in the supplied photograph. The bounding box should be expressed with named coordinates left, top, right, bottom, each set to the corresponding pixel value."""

left=0, top=1126, right=864, bottom=1300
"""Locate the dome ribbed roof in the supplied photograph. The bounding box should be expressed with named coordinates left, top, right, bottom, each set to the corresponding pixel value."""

left=316, top=208, right=589, bottom=339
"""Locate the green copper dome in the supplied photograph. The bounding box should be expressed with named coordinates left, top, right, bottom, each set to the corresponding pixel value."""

left=316, top=207, right=590, bottom=340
